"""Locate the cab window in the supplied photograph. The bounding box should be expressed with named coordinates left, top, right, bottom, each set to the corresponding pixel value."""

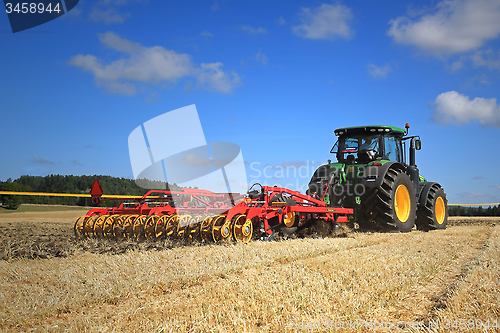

left=384, top=136, right=401, bottom=162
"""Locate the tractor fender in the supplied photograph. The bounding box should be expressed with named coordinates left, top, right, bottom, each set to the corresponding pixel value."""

left=417, top=182, right=442, bottom=206
left=361, top=161, right=405, bottom=189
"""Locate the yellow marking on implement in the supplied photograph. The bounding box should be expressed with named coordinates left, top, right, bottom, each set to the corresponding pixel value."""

left=0, top=191, right=161, bottom=199
left=1, top=191, right=499, bottom=206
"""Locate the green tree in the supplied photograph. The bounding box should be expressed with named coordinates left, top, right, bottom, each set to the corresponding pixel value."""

left=0, top=181, right=23, bottom=210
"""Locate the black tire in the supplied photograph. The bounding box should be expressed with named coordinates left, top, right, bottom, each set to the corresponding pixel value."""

left=365, top=168, right=417, bottom=232
left=416, top=185, right=448, bottom=231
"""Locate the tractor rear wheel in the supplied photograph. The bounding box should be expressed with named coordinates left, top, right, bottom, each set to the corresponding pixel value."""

left=367, top=168, right=417, bottom=232
left=416, top=185, right=448, bottom=231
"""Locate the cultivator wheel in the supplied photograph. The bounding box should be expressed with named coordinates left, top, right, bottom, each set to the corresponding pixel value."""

left=154, top=215, right=170, bottom=239
left=102, top=215, right=118, bottom=238
left=211, top=215, right=231, bottom=242
left=176, top=215, right=192, bottom=238
left=164, top=214, right=179, bottom=237
left=144, top=215, right=158, bottom=239
left=232, top=214, right=252, bottom=243
left=133, top=215, right=147, bottom=240
left=111, top=215, right=127, bottom=239
left=122, top=215, right=137, bottom=238
left=186, top=215, right=203, bottom=240
left=74, top=215, right=88, bottom=239
left=199, top=216, right=214, bottom=242
left=84, top=216, right=97, bottom=237
left=93, top=215, right=108, bottom=237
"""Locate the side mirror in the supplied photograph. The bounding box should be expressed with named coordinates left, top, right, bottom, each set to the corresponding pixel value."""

left=415, top=139, right=421, bottom=150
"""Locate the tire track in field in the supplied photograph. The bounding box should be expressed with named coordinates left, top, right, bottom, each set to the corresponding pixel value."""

left=416, top=227, right=493, bottom=325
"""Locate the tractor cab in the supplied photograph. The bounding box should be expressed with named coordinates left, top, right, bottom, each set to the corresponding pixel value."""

left=331, top=125, right=406, bottom=165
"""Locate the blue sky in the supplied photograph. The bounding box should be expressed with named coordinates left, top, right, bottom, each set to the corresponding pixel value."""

left=1, top=0, right=500, bottom=205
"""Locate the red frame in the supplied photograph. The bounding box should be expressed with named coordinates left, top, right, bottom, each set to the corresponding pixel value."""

left=86, top=185, right=353, bottom=236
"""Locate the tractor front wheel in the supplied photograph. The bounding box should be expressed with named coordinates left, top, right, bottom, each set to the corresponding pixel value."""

left=416, top=184, right=448, bottom=231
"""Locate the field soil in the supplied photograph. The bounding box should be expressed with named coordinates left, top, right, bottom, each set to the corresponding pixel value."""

left=0, top=208, right=498, bottom=332
left=0, top=207, right=181, bottom=260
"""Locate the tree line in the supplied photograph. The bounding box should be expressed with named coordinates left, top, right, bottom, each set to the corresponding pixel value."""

left=0, top=175, right=182, bottom=209
left=448, top=204, right=500, bottom=217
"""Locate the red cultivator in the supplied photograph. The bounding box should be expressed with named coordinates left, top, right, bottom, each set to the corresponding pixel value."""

left=74, top=183, right=353, bottom=243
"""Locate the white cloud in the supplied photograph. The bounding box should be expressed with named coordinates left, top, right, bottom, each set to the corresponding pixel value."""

left=277, top=17, right=286, bottom=26
left=430, top=91, right=500, bottom=127
left=471, top=50, right=500, bottom=69
left=254, top=50, right=268, bottom=65
left=32, top=157, right=54, bottom=165
left=458, top=192, right=488, bottom=198
left=210, top=0, right=221, bottom=12
left=388, top=0, right=500, bottom=55
left=174, top=154, right=233, bottom=167
left=241, top=25, right=268, bottom=35
left=90, top=0, right=147, bottom=24
left=464, top=74, right=491, bottom=87
left=70, top=32, right=240, bottom=96
left=240, top=51, right=268, bottom=67
left=367, top=63, right=392, bottom=78
left=197, top=63, right=241, bottom=94
left=450, top=59, right=464, bottom=71
left=66, top=7, right=82, bottom=17
left=200, top=30, right=214, bottom=37
left=90, top=7, right=130, bottom=24
left=292, top=3, right=353, bottom=40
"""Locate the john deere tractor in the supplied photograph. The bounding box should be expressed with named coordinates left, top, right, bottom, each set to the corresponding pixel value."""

left=307, top=124, right=448, bottom=232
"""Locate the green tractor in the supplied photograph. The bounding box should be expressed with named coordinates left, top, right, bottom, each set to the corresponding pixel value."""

left=307, top=124, right=448, bottom=232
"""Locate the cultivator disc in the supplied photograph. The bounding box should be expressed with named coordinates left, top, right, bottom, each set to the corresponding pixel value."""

left=232, top=214, right=252, bottom=242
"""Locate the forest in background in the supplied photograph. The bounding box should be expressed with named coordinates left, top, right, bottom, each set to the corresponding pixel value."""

left=0, top=175, right=182, bottom=209
left=1, top=175, right=499, bottom=215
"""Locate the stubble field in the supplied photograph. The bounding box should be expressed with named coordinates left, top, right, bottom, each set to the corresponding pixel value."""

left=0, top=206, right=498, bottom=332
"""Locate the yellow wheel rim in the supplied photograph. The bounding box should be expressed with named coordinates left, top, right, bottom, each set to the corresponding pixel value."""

left=144, top=215, right=158, bottom=239
left=155, top=215, right=170, bottom=238
left=177, top=215, right=192, bottom=238
left=435, top=196, right=446, bottom=224
left=74, top=216, right=88, bottom=239
left=200, top=216, right=214, bottom=241
left=93, top=215, right=108, bottom=237
left=123, top=215, right=138, bottom=238
left=395, top=184, right=411, bottom=222
left=165, top=215, right=179, bottom=237
left=221, top=219, right=232, bottom=239
left=232, top=215, right=253, bottom=242
left=112, top=215, right=127, bottom=239
left=283, top=212, right=296, bottom=228
left=211, top=215, right=226, bottom=242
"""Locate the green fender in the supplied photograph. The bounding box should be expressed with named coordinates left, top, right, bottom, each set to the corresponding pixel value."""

left=360, top=161, right=405, bottom=189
